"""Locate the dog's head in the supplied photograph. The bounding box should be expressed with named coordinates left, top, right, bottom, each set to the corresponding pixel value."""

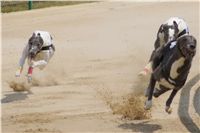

left=28, top=33, right=44, bottom=58
left=177, top=35, right=197, bottom=59
left=159, top=21, right=179, bottom=43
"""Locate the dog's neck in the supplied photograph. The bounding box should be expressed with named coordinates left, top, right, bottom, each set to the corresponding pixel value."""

left=171, top=43, right=192, bottom=74
left=177, top=43, right=193, bottom=62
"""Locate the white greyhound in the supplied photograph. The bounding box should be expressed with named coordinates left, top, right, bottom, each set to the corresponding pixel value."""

left=15, top=30, right=55, bottom=82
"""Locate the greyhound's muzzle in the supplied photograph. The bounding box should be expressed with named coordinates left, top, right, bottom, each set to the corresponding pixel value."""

left=188, top=43, right=196, bottom=51
left=185, top=43, right=196, bottom=58
left=29, top=52, right=35, bottom=58
left=29, top=49, right=37, bottom=58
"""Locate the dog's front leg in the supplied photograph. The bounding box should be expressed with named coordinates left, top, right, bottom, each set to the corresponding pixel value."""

left=139, top=50, right=156, bottom=76
left=165, top=89, right=178, bottom=114
left=26, top=60, right=48, bottom=83
left=145, top=74, right=156, bottom=110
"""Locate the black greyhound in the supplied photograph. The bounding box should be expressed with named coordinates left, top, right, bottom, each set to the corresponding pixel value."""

left=144, top=35, right=196, bottom=114
left=139, top=17, right=189, bottom=75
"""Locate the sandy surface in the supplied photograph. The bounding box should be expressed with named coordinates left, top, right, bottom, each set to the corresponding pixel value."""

left=2, top=2, right=200, bottom=133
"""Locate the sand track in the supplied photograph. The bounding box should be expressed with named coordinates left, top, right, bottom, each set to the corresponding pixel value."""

left=2, top=2, right=199, bottom=132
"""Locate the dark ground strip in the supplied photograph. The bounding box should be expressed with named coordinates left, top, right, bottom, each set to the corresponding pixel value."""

left=1, top=1, right=97, bottom=13
left=178, top=74, right=200, bottom=132
left=193, top=86, right=200, bottom=116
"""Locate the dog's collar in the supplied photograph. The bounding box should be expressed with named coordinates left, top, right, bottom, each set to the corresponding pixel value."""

left=41, top=44, right=53, bottom=51
left=34, top=45, right=52, bottom=56
left=178, top=29, right=188, bottom=38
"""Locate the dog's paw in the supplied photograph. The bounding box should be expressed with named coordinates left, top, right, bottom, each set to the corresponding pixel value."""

left=144, top=100, right=152, bottom=110
left=139, top=70, right=148, bottom=76
left=15, top=71, right=21, bottom=77
left=165, top=106, right=172, bottom=114
left=27, top=74, right=32, bottom=83
left=15, top=67, right=22, bottom=77
left=139, top=63, right=152, bottom=76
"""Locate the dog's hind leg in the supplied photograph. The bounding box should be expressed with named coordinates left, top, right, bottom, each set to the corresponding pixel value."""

left=165, top=89, right=178, bottom=114
left=153, top=86, right=169, bottom=98
left=145, top=74, right=156, bottom=110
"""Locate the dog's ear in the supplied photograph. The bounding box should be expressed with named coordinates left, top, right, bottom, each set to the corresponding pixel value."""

left=38, top=36, right=44, bottom=46
left=173, top=21, right=179, bottom=34
left=158, top=24, right=165, bottom=33
left=28, top=33, right=36, bottom=44
left=162, top=24, right=168, bottom=31
left=34, top=33, right=43, bottom=46
left=160, top=24, right=164, bottom=31
left=173, top=21, right=178, bottom=29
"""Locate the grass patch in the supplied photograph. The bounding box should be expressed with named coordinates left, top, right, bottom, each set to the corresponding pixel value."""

left=1, top=1, right=97, bottom=13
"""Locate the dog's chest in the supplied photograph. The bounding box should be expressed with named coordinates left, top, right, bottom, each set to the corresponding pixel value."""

left=33, top=51, right=47, bottom=61
left=158, top=57, right=185, bottom=90
left=170, top=57, right=185, bottom=79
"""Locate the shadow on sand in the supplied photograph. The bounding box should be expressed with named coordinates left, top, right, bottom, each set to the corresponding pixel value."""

left=118, top=121, right=162, bottom=132
left=178, top=74, right=200, bottom=132
left=1, top=91, right=33, bottom=104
